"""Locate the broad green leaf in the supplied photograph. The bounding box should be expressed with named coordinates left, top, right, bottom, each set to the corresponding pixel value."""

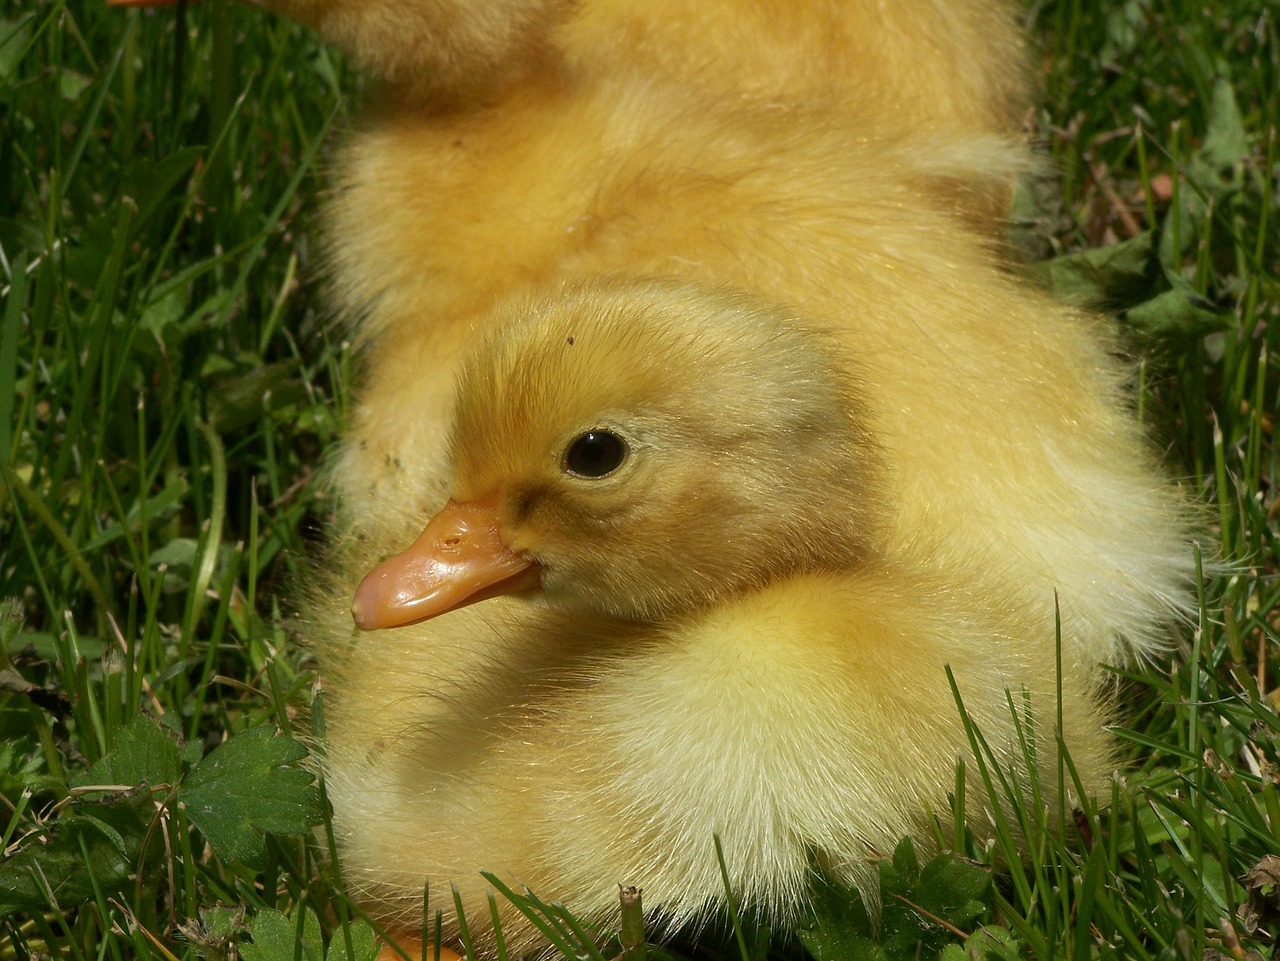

left=150, top=538, right=200, bottom=570
left=1122, top=285, right=1230, bottom=344
left=940, top=925, right=1020, bottom=961
left=240, top=908, right=325, bottom=961
left=798, top=843, right=992, bottom=961
left=0, top=793, right=154, bottom=916
left=180, top=726, right=321, bottom=867
left=1025, top=231, right=1158, bottom=307
left=909, top=852, right=990, bottom=933
left=327, top=921, right=380, bottom=961
left=1201, top=77, right=1248, bottom=173
left=72, top=715, right=183, bottom=793
left=965, top=926, right=1020, bottom=961
left=890, top=836, right=920, bottom=885
left=796, top=875, right=884, bottom=961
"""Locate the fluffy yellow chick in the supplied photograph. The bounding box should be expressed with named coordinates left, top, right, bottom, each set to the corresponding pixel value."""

left=118, top=0, right=1196, bottom=952
left=308, top=269, right=1190, bottom=953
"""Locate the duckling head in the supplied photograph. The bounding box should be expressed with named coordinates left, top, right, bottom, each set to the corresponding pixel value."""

left=351, top=280, right=880, bottom=629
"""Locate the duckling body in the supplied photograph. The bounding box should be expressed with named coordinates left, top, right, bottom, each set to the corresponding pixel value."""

left=272, top=0, right=1198, bottom=951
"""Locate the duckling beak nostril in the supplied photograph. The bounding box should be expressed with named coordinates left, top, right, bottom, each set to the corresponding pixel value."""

left=351, top=496, right=540, bottom=630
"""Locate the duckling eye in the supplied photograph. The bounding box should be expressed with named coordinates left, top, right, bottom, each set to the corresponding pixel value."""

left=563, top=430, right=628, bottom=478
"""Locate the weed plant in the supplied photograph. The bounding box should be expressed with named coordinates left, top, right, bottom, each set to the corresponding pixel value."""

left=0, top=2, right=1276, bottom=959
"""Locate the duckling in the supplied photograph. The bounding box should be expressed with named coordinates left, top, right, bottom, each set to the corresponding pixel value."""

left=265, top=1, right=1193, bottom=951
left=306, top=276, right=1190, bottom=954
left=111, top=0, right=1197, bottom=951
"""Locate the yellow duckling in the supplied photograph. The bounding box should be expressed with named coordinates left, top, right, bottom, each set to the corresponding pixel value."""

left=110, top=0, right=1196, bottom=951
left=259, top=0, right=1193, bottom=952
left=306, top=280, right=1190, bottom=952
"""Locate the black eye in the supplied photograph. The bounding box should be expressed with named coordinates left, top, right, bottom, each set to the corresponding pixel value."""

left=563, top=430, right=628, bottom=478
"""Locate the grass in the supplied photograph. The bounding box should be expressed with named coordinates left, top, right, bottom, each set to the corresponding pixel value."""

left=0, top=1, right=1276, bottom=959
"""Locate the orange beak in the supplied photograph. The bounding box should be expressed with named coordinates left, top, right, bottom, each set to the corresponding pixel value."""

left=351, top=495, right=541, bottom=630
